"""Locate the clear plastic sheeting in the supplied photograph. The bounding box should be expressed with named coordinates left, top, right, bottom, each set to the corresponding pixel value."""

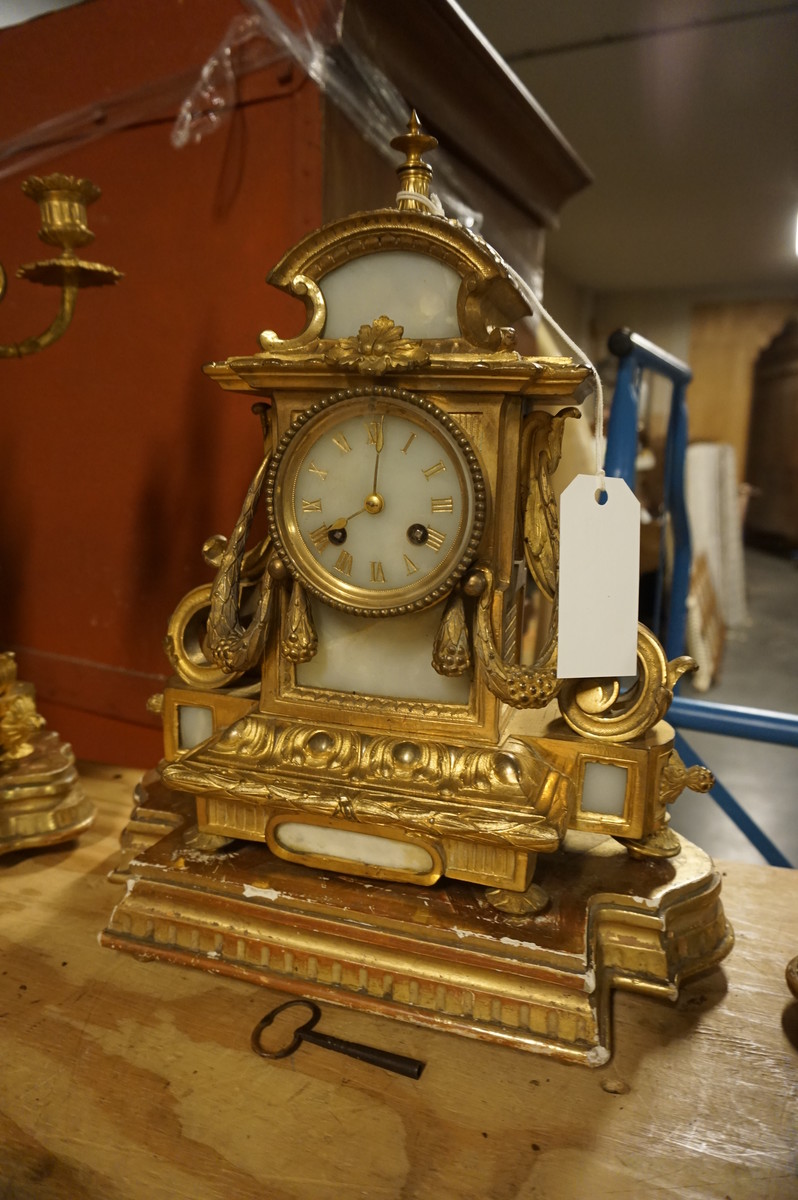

left=253, top=0, right=484, bottom=232
left=0, top=0, right=485, bottom=231
left=240, top=0, right=406, bottom=166
left=174, top=0, right=484, bottom=232
left=171, top=14, right=285, bottom=150
left=1, top=1, right=590, bottom=270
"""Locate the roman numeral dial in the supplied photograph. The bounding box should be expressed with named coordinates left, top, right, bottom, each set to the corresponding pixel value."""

left=268, top=390, right=485, bottom=617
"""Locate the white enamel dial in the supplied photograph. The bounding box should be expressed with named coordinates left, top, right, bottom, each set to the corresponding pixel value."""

left=267, top=388, right=485, bottom=616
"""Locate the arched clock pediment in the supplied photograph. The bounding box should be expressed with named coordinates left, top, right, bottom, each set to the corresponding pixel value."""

left=264, top=208, right=531, bottom=351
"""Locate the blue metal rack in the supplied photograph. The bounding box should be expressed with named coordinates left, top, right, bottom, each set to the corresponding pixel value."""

left=605, top=327, right=692, bottom=660
left=606, top=328, right=796, bottom=867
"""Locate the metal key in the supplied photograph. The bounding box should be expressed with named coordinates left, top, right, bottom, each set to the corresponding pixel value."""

left=251, top=998, right=425, bottom=1079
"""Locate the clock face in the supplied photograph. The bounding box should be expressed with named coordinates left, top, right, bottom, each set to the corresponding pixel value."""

left=267, top=388, right=486, bottom=616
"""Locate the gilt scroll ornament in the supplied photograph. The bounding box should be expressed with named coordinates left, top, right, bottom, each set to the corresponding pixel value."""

left=206, top=455, right=276, bottom=676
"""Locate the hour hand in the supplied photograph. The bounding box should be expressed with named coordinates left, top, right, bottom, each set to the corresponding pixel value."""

left=329, top=507, right=366, bottom=531
left=326, top=506, right=367, bottom=545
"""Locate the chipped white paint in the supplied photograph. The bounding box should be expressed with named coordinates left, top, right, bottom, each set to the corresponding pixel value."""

left=241, top=884, right=282, bottom=902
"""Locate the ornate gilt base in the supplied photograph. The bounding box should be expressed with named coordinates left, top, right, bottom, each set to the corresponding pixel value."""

left=162, top=709, right=574, bottom=892
left=101, top=777, right=732, bottom=1065
left=0, top=730, right=95, bottom=856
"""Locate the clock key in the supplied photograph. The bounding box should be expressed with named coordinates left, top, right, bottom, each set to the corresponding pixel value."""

left=251, top=998, right=425, bottom=1079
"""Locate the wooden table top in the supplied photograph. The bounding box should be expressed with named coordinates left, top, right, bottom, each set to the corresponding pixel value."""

left=1, top=762, right=796, bottom=1200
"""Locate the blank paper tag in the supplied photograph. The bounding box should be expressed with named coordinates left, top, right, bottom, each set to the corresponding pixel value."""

left=557, top=475, right=640, bottom=679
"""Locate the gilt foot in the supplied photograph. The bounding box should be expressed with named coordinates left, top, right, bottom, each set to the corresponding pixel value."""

left=618, top=825, right=681, bottom=860
left=484, top=881, right=549, bottom=917
left=184, top=827, right=235, bottom=853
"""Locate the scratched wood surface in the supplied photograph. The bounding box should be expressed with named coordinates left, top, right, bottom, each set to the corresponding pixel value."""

left=1, top=763, right=796, bottom=1200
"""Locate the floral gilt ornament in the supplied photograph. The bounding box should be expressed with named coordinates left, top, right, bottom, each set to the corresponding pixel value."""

left=325, top=315, right=430, bottom=374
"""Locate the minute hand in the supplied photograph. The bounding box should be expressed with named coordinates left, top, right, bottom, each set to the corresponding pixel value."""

left=372, top=415, right=385, bottom=493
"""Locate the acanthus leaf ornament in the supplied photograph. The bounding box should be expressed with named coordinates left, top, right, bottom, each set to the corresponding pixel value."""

left=522, top=406, right=580, bottom=601
left=472, top=567, right=561, bottom=709
left=558, top=627, right=696, bottom=742
left=324, top=316, right=430, bottom=375
left=206, top=454, right=277, bottom=676
left=162, top=712, right=574, bottom=855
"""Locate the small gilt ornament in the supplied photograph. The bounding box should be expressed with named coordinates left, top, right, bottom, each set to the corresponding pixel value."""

left=281, top=580, right=318, bottom=663
left=325, top=315, right=430, bottom=375
left=432, top=591, right=471, bottom=676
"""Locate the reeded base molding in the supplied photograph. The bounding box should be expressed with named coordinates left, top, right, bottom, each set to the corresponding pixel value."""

left=0, top=731, right=95, bottom=856
left=102, top=779, right=732, bottom=1065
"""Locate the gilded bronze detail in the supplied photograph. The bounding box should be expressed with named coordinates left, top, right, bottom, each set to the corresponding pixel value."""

left=432, top=590, right=471, bottom=676
left=391, top=109, right=439, bottom=213
left=263, top=386, right=487, bottom=618
left=0, top=654, right=94, bottom=855
left=558, top=627, right=695, bottom=743
left=485, top=875, right=549, bottom=918
left=324, top=315, right=430, bottom=375
left=281, top=580, right=318, bottom=663
left=522, top=407, right=580, bottom=601
left=259, top=274, right=326, bottom=351
left=0, top=653, right=44, bottom=762
left=472, top=567, right=561, bottom=708
left=102, top=774, right=733, bottom=1065
left=275, top=667, right=473, bottom=723
left=661, top=748, right=715, bottom=803
left=0, top=174, right=121, bottom=851
left=1, top=173, right=121, bottom=358
left=267, top=212, right=527, bottom=329
left=206, top=455, right=276, bottom=675
left=164, top=584, right=239, bottom=689
left=457, top=273, right=527, bottom=353
left=618, top=746, right=715, bottom=860
left=162, top=711, right=572, bottom=867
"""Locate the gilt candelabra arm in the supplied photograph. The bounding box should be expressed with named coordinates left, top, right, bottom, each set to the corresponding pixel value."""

left=0, top=173, right=122, bottom=359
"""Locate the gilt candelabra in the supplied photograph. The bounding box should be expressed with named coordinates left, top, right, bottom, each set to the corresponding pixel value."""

left=0, top=173, right=121, bottom=853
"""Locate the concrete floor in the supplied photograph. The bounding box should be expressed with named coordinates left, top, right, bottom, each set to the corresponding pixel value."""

left=669, top=547, right=798, bottom=866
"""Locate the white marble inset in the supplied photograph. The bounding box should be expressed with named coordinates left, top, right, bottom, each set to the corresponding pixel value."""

left=177, top=704, right=214, bottom=750
left=581, top=760, right=629, bottom=816
left=296, top=601, right=471, bottom=703
left=275, top=821, right=434, bottom=873
left=321, top=251, right=461, bottom=339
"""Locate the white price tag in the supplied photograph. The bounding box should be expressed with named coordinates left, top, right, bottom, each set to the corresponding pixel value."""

left=557, top=475, right=640, bottom=679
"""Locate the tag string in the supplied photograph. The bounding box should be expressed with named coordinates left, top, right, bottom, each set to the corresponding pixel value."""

left=395, top=190, right=445, bottom=216
left=512, top=275, right=606, bottom=492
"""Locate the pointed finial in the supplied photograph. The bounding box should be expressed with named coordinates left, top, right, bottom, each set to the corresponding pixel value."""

left=391, top=111, right=438, bottom=212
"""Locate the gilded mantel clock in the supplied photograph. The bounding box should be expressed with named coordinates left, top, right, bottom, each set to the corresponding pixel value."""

left=104, top=116, right=731, bottom=1064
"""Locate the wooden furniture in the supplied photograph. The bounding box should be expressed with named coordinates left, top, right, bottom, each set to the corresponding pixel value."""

left=1, top=764, right=796, bottom=1199
left=746, top=317, right=798, bottom=552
